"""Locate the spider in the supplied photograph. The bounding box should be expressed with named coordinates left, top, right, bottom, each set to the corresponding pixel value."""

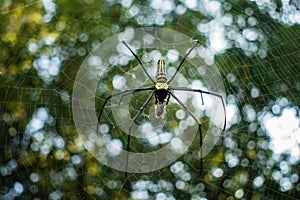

left=98, top=40, right=226, bottom=178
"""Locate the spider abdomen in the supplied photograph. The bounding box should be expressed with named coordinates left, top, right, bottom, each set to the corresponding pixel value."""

left=156, top=59, right=167, bottom=83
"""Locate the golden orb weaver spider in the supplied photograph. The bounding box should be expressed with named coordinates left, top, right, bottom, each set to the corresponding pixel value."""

left=98, top=40, right=226, bottom=178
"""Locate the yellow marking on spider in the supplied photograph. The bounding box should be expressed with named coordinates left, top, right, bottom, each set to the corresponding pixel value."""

left=155, top=82, right=168, bottom=90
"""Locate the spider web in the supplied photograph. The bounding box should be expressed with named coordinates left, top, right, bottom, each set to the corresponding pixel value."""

left=1, top=0, right=300, bottom=199
left=171, top=2, right=300, bottom=200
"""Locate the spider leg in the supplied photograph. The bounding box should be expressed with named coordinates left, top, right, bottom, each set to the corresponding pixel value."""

left=167, top=40, right=199, bottom=84
left=166, top=93, right=171, bottom=105
left=169, top=86, right=226, bottom=131
left=125, top=90, right=156, bottom=178
left=117, top=86, right=154, bottom=105
left=168, top=91, right=203, bottom=175
left=97, top=86, right=155, bottom=133
left=122, top=41, right=155, bottom=84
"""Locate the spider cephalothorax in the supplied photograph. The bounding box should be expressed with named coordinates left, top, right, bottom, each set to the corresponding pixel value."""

left=97, top=40, right=227, bottom=178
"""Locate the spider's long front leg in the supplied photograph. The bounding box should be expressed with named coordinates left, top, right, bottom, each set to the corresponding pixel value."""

left=167, top=40, right=199, bottom=84
left=97, top=86, right=155, bottom=133
left=122, top=41, right=155, bottom=84
left=169, top=86, right=226, bottom=131
left=168, top=91, right=203, bottom=175
left=125, top=90, right=156, bottom=178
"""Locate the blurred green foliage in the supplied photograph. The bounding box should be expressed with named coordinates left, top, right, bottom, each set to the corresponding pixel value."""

left=1, top=0, right=300, bottom=199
